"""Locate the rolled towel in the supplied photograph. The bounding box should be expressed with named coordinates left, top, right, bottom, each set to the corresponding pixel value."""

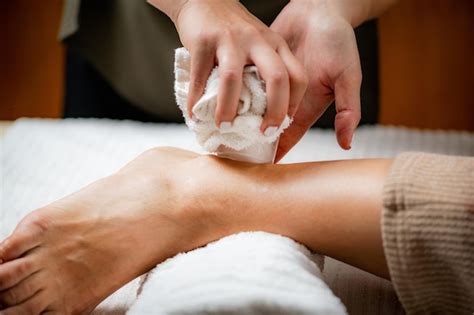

left=127, top=232, right=346, bottom=315
left=174, top=47, right=292, bottom=153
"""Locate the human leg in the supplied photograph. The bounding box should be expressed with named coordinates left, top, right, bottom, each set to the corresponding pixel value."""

left=0, top=148, right=392, bottom=313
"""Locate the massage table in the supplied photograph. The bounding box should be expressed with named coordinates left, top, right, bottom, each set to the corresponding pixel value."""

left=2, top=118, right=473, bottom=314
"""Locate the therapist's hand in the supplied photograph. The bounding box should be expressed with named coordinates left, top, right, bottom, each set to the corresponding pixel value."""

left=169, top=0, right=307, bottom=133
left=271, top=0, right=363, bottom=161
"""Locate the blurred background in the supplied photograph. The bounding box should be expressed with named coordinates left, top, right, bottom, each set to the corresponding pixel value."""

left=1, top=0, right=473, bottom=131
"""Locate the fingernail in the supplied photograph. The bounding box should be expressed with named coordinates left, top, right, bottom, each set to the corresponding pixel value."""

left=263, top=126, right=278, bottom=137
left=220, top=121, right=232, bottom=131
left=348, top=133, right=354, bottom=149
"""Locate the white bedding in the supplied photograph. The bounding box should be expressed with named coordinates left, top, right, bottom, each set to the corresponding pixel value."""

left=1, top=118, right=473, bottom=314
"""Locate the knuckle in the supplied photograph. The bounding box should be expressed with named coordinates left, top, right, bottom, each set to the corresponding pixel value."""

left=221, top=28, right=235, bottom=38
left=238, top=25, right=260, bottom=39
left=20, top=210, right=51, bottom=235
left=268, top=70, right=288, bottom=86
left=1, top=238, right=11, bottom=252
left=196, top=31, right=218, bottom=45
left=220, top=69, right=240, bottom=83
left=18, top=260, right=32, bottom=276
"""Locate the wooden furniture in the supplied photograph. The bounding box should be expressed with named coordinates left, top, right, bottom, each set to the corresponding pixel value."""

left=1, top=0, right=473, bottom=130
left=378, top=0, right=474, bottom=130
left=0, top=0, right=65, bottom=120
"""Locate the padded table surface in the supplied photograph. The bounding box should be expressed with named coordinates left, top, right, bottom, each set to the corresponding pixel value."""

left=2, top=118, right=473, bottom=314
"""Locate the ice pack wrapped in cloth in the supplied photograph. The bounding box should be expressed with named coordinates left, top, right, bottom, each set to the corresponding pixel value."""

left=174, top=47, right=292, bottom=163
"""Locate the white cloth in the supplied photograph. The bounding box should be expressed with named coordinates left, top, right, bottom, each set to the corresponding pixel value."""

left=0, top=118, right=341, bottom=315
left=128, top=232, right=345, bottom=315
left=174, top=47, right=291, bottom=152
left=3, top=119, right=472, bottom=314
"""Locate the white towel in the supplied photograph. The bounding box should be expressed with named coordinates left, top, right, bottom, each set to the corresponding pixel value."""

left=5, top=119, right=471, bottom=314
left=128, top=232, right=346, bottom=315
left=174, top=47, right=292, bottom=152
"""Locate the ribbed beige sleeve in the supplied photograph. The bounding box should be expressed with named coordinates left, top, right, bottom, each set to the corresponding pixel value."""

left=382, top=152, right=474, bottom=314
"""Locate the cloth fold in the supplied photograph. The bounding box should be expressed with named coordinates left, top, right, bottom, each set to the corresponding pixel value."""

left=174, top=47, right=291, bottom=152
left=128, top=232, right=346, bottom=315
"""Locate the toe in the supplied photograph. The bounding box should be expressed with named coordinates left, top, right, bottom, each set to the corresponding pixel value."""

left=0, top=271, right=42, bottom=306
left=0, top=289, right=48, bottom=315
left=0, top=257, right=39, bottom=291
left=0, top=235, right=35, bottom=264
left=0, top=211, right=48, bottom=262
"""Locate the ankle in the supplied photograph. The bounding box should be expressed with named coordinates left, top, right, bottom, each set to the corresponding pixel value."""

left=180, top=155, right=280, bottom=239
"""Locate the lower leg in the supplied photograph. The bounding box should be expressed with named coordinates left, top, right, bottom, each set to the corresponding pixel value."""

left=266, top=159, right=392, bottom=279
left=196, top=157, right=393, bottom=278
left=0, top=148, right=392, bottom=313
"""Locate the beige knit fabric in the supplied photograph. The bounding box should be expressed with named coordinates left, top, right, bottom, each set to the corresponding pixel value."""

left=382, top=152, right=474, bottom=314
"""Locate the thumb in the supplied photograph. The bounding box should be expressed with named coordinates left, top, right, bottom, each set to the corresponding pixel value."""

left=334, top=67, right=362, bottom=150
left=274, top=118, right=314, bottom=163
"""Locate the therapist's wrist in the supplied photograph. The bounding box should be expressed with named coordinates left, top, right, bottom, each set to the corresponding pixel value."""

left=290, top=0, right=371, bottom=27
left=147, top=0, right=189, bottom=24
left=306, top=0, right=398, bottom=27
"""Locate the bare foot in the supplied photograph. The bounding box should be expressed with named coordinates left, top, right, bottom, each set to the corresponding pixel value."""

left=0, top=148, right=229, bottom=314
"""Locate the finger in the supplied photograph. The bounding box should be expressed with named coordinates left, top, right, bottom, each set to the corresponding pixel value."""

left=0, top=257, right=39, bottom=291
left=277, top=45, right=308, bottom=117
left=250, top=45, right=289, bottom=134
left=274, top=116, right=314, bottom=163
left=215, top=46, right=245, bottom=127
left=0, top=271, right=42, bottom=306
left=274, top=92, right=332, bottom=163
left=334, top=64, right=362, bottom=150
left=187, top=45, right=216, bottom=119
left=0, top=289, right=48, bottom=315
